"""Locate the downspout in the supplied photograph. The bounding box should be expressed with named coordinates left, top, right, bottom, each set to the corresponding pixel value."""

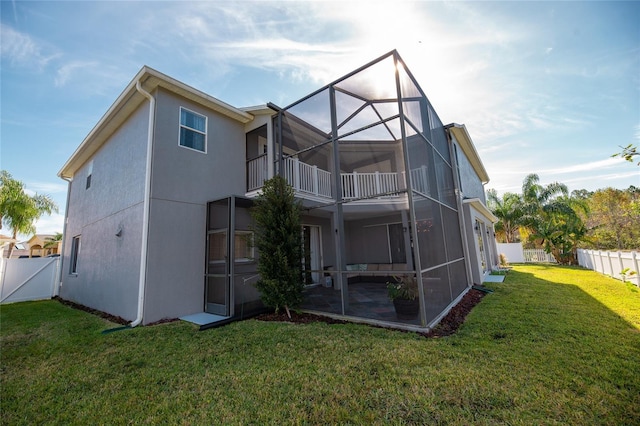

left=56, top=176, right=73, bottom=294
left=456, top=190, right=474, bottom=285
left=131, top=80, right=155, bottom=327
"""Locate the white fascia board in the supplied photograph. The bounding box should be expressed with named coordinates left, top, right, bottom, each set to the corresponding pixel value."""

left=241, top=104, right=275, bottom=115
left=58, top=66, right=254, bottom=179
left=144, top=67, right=253, bottom=123
left=463, top=198, right=498, bottom=223
left=445, top=123, right=490, bottom=184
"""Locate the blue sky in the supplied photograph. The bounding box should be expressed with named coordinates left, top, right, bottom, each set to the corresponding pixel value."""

left=1, top=1, right=639, bottom=237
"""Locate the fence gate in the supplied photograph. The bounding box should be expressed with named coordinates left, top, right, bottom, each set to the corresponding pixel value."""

left=0, top=257, right=60, bottom=304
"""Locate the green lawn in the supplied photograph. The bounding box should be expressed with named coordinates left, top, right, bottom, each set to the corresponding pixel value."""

left=2, top=264, right=639, bottom=425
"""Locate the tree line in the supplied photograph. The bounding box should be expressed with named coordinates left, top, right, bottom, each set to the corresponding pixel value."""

left=487, top=174, right=640, bottom=264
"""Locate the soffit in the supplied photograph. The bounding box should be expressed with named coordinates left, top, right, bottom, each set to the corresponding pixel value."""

left=463, top=198, right=498, bottom=223
left=445, top=123, right=490, bottom=184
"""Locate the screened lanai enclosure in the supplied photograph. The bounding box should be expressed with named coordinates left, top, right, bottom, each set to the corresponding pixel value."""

left=258, top=50, right=470, bottom=329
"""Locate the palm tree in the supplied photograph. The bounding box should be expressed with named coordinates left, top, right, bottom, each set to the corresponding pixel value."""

left=520, top=173, right=567, bottom=231
left=521, top=173, right=568, bottom=212
left=44, top=232, right=63, bottom=255
left=486, top=189, right=523, bottom=243
left=0, top=171, right=58, bottom=258
left=520, top=174, right=587, bottom=264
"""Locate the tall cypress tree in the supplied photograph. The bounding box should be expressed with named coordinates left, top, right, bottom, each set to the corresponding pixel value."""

left=251, top=176, right=303, bottom=318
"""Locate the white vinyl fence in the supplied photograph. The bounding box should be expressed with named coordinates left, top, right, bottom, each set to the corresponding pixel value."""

left=496, top=243, right=557, bottom=264
left=496, top=243, right=525, bottom=263
left=577, top=249, right=640, bottom=287
left=0, top=257, right=60, bottom=304
left=523, top=249, right=557, bottom=263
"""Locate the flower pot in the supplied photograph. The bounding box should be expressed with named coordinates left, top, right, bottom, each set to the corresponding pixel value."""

left=392, top=298, right=419, bottom=320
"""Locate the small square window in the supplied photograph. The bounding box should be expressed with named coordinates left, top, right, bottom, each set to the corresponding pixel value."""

left=179, top=107, right=207, bottom=152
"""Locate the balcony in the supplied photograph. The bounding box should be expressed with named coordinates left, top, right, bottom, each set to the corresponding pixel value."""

left=247, top=156, right=430, bottom=201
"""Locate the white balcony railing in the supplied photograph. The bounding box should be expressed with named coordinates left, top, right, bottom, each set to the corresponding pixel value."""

left=247, top=157, right=430, bottom=201
left=409, top=165, right=430, bottom=195
left=247, top=156, right=332, bottom=198
left=340, top=171, right=400, bottom=200
left=283, top=157, right=332, bottom=198
left=247, top=155, right=269, bottom=191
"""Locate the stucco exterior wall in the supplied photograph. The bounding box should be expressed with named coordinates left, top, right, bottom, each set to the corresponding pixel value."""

left=59, top=104, right=148, bottom=320
left=452, top=137, right=486, bottom=202
left=462, top=203, right=499, bottom=285
left=143, top=88, right=248, bottom=323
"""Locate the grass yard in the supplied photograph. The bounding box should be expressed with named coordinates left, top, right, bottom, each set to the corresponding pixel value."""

left=1, top=264, right=639, bottom=425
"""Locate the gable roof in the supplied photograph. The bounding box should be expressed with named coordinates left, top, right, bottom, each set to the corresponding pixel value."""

left=0, top=234, right=16, bottom=244
left=59, top=66, right=254, bottom=179
left=445, top=123, right=490, bottom=184
left=26, top=234, right=56, bottom=246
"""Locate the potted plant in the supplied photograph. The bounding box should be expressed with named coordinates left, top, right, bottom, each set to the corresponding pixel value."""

left=387, top=275, right=420, bottom=320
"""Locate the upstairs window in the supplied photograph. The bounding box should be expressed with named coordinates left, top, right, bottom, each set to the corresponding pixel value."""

left=179, top=107, right=207, bottom=152
left=86, top=160, right=93, bottom=189
left=70, top=235, right=81, bottom=274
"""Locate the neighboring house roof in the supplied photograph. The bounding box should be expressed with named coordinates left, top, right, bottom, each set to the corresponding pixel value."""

left=26, top=234, right=56, bottom=247
left=59, top=66, right=255, bottom=179
left=445, top=123, right=490, bottom=184
left=0, top=234, right=16, bottom=243
left=2, top=235, right=59, bottom=258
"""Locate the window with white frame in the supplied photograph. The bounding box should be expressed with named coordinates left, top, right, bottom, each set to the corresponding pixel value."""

left=179, top=107, right=207, bottom=152
left=70, top=235, right=81, bottom=274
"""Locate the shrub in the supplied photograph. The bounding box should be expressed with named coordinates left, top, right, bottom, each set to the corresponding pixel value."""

left=251, top=176, right=303, bottom=318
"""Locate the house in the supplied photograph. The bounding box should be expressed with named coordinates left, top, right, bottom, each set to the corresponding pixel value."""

left=2, top=234, right=60, bottom=258
left=24, top=234, right=61, bottom=258
left=57, top=50, right=498, bottom=330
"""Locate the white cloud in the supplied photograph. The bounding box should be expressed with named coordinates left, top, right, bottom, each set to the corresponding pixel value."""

left=541, top=157, right=626, bottom=175
left=0, top=24, right=58, bottom=69
left=54, top=60, right=99, bottom=87
left=33, top=212, right=65, bottom=236
left=26, top=181, right=68, bottom=194
left=598, top=170, right=640, bottom=181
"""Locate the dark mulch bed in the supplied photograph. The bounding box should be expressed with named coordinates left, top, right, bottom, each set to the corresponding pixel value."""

left=257, top=310, right=349, bottom=325
left=54, top=287, right=486, bottom=334
left=256, top=288, right=486, bottom=338
left=53, top=296, right=129, bottom=325
left=425, top=288, right=486, bottom=337
left=54, top=296, right=179, bottom=327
